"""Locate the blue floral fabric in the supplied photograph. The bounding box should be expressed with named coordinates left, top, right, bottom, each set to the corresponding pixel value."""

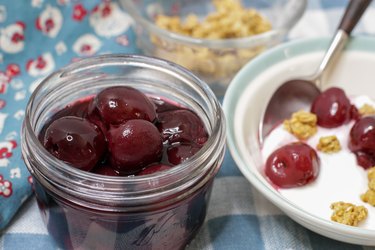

left=0, top=0, right=139, bottom=230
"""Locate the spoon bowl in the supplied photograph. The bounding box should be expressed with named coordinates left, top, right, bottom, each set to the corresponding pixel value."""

left=260, top=79, right=320, bottom=141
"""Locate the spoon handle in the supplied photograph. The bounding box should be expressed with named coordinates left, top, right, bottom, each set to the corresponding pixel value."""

left=338, top=0, right=372, bottom=34
left=313, top=0, right=372, bottom=88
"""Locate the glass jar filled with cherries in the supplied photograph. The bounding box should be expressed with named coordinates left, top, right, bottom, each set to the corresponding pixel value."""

left=21, top=55, right=226, bottom=250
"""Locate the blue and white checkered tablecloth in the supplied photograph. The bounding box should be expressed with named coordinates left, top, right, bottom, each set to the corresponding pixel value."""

left=1, top=0, right=375, bottom=249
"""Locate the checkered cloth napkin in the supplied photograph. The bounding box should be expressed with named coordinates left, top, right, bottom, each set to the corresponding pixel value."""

left=1, top=0, right=375, bottom=249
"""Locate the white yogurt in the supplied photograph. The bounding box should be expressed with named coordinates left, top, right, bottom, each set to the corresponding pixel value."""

left=262, top=95, right=375, bottom=229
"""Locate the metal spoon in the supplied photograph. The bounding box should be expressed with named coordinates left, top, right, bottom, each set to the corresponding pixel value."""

left=260, top=0, right=372, bottom=143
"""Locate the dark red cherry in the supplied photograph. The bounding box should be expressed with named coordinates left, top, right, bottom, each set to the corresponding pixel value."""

left=39, top=99, right=92, bottom=142
left=265, top=142, right=320, bottom=188
left=108, top=119, right=163, bottom=173
left=311, top=87, right=352, bottom=128
left=157, top=110, right=208, bottom=145
left=92, top=86, right=156, bottom=125
left=93, top=165, right=121, bottom=176
left=167, top=143, right=201, bottom=165
left=353, top=151, right=375, bottom=170
left=137, top=164, right=173, bottom=176
left=52, top=98, right=91, bottom=119
left=87, top=98, right=107, bottom=134
left=350, top=105, right=360, bottom=121
left=349, top=116, right=375, bottom=169
left=349, top=116, right=375, bottom=152
left=43, top=116, right=106, bottom=171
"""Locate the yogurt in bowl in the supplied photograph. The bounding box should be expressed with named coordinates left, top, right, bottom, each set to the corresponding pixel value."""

left=223, top=36, right=375, bottom=245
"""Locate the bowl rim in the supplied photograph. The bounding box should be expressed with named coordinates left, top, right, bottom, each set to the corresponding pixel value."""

left=120, top=0, right=307, bottom=49
left=223, top=36, right=375, bottom=242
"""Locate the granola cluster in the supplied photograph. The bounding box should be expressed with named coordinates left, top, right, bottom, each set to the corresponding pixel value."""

left=152, top=0, right=272, bottom=84
left=317, top=135, right=341, bottom=153
left=330, top=167, right=375, bottom=226
left=283, top=110, right=318, bottom=140
left=330, top=201, right=368, bottom=226
left=361, top=167, right=375, bottom=206
left=155, top=0, right=271, bottom=39
left=359, top=103, right=375, bottom=116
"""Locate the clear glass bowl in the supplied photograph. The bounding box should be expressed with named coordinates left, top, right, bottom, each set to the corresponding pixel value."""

left=120, top=0, right=307, bottom=95
left=21, top=54, right=226, bottom=249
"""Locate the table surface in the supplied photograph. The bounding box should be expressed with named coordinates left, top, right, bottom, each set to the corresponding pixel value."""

left=2, top=0, right=375, bottom=249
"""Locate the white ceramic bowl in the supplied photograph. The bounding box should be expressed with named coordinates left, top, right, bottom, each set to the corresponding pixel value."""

left=223, top=36, right=375, bottom=245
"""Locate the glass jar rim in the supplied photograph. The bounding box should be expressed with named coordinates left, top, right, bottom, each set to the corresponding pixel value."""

left=22, top=54, right=226, bottom=208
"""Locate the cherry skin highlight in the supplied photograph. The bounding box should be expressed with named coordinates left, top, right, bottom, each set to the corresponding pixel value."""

left=43, top=116, right=106, bottom=171
left=265, top=142, right=320, bottom=188
left=158, top=110, right=208, bottom=145
left=108, top=119, right=163, bottom=173
left=311, top=87, right=352, bottom=128
left=91, top=86, right=157, bottom=126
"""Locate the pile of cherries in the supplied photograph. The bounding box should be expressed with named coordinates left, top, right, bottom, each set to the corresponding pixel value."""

left=41, top=86, right=208, bottom=176
left=265, top=87, right=375, bottom=188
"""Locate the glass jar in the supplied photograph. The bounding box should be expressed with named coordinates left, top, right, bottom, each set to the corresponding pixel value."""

left=21, top=54, right=226, bottom=250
